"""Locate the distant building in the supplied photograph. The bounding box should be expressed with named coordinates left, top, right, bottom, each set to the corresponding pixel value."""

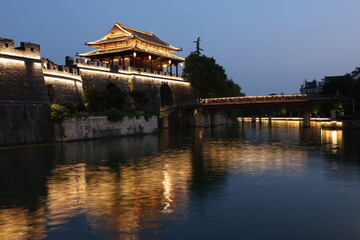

left=351, top=67, right=360, bottom=80
left=300, top=79, right=322, bottom=95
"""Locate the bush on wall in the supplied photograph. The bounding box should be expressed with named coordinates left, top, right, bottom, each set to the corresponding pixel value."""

left=50, top=104, right=70, bottom=121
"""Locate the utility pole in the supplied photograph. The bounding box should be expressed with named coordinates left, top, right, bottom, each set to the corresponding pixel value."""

left=193, top=37, right=203, bottom=55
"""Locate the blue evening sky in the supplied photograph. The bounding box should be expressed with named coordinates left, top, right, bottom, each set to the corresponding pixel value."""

left=1, top=0, right=359, bottom=95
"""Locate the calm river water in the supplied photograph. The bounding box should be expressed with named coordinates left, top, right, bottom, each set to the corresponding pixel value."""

left=1, top=121, right=360, bottom=240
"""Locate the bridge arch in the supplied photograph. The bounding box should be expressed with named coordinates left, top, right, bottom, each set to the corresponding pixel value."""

left=160, top=84, right=173, bottom=107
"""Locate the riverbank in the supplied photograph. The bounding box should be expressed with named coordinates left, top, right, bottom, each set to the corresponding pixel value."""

left=55, top=115, right=158, bottom=142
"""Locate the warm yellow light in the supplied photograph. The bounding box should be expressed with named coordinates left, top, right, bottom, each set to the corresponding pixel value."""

left=148, top=55, right=152, bottom=60
left=44, top=76, right=82, bottom=84
left=321, top=121, right=343, bottom=129
left=168, top=60, right=171, bottom=64
left=43, top=69, right=82, bottom=80
left=180, top=63, right=184, bottom=67
left=0, top=57, right=25, bottom=65
left=163, top=64, right=167, bottom=68
left=80, top=67, right=187, bottom=84
left=133, top=52, right=137, bottom=57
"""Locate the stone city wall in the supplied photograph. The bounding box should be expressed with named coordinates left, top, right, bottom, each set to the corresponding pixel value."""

left=55, top=116, right=158, bottom=142
left=0, top=38, right=48, bottom=102
left=132, top=76, right=195, bottom=110
left=0, top=38, right=54, bottom=146
left=72, top=58, right=130, bottom=93
left=42, top=58, right=83, bottom=103
left=71, top=57, right=195, bottom=111
left=0, top=103, right=54, bottom=146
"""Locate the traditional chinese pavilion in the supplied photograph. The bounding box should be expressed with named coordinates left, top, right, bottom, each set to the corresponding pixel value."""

left=78, top=21, right=184, bottom=76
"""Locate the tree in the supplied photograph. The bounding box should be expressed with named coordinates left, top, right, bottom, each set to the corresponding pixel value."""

left=321, top=74, right=360, bottom=117
left=83, top=83, right=128, bottom=112
left=183, top=52, right=244, bottom=98
left=321, top=74, right=352, bottom=96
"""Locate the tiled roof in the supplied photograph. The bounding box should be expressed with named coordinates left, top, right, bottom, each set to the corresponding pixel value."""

left=78, top=44, right=184, bottom=62
left=86, top=21, right=181, bottom=52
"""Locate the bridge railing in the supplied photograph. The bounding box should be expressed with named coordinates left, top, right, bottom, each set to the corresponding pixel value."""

left=201, top=94, right=308, bottom=105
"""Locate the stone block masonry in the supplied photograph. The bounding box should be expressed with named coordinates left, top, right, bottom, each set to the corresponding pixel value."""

left=0, top=38, right=54, bottom=146
left=55, top=116, right=158, bottom=142
left=42, top=58, right=83, bottom=103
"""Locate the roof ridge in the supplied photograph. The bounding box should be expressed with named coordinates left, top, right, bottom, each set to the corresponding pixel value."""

left=118, top=22, right=153, bottom=36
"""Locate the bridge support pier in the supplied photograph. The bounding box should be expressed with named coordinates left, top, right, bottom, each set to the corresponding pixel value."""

left=162, top=116, right=169, bottom=128
left=303, top=107, right=310, bottom=128
left=251, top=116, right=256, bottom=123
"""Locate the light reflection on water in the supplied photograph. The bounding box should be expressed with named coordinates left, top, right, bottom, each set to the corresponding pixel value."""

left=1, top=121, right=360, bottom=239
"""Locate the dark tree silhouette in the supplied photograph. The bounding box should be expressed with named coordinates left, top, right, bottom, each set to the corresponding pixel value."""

left=183, top=52, right=244, bottom=99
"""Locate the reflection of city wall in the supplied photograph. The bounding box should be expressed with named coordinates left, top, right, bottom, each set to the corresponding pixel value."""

left=54, top=134, right=160, bottom=164
left=0, top=146, right=54, bottom=240
left=2, top=123, right=356, bottom=239
left=0, top=207, right=46, bottom=240
left=46, top=148, right=192, bottom=238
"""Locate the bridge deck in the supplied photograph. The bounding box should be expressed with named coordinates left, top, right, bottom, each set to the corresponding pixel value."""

left=201, top=94, right=308, bottom=105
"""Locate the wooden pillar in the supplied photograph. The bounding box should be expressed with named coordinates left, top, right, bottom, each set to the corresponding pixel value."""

left=170, top=64, right=173, bottom=75
left=121, top=57, right=125, bottom=70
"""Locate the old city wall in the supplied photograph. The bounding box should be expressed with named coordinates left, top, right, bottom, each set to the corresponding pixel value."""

left=0, top=38, right=54, bottom=146
left=132, top=76, right=196, bottom=110
left=71, top=58, right=196, bottom=111
left=72, top=59, right=130, bottom=93
left=42, top=58, right=83, bottom=103
left=0, top=37, right=197, bottom=146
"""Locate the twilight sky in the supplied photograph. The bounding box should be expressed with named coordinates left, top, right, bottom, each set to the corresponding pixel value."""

left=1, top=0, right=359, bottom=95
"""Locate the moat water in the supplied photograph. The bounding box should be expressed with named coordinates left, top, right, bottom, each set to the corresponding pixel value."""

left=1, top=121, right=360, bottom=240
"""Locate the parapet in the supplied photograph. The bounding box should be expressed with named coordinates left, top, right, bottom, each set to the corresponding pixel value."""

left=42, top=58, right=80, bottom=76
left=74, top=58, right=110, bottom=69
left=0, top=37, right=41, bottom=59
